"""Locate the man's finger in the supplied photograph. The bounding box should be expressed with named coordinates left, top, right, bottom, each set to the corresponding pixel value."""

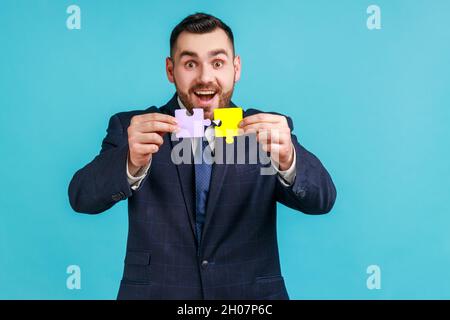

left=239, top=113, right=284, bottom=127
left=242, top=123, right=289, bottom=134
left=256, top=131, right=290, bottom=144
left=134, top=143, right=160, bottom=155
left=132, top=113, right=178, bottom=125
left=138, top=121, right=179, bottom=134
left=135, top=132, right=165, bottom=146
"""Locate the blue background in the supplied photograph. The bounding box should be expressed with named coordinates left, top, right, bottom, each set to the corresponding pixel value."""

left=1, top=0, right=450, bottom=299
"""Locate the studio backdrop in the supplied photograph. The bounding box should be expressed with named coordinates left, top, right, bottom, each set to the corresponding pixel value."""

left=1, top=0, right=450, bottom=299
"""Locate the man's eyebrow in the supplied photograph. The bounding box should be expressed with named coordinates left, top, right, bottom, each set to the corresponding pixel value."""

left=178, top=51, right=198, bottom=59
left=209, top=49, right=229, bottom=57
left=177, top=49, right=229, bottom=59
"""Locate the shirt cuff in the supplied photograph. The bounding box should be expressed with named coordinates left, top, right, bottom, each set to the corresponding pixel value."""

left=271, top=143, right=297, bottom=187
left=126, top=155, right=151, bottom=190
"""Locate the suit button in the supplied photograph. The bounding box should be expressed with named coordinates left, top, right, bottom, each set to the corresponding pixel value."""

left=112, top=192, right=126, bottom=201
left=112, top=193, right=122, bottom=201
left=296, top=188, right=306, bottom=198
left=201, top=260, right=209, bottom=268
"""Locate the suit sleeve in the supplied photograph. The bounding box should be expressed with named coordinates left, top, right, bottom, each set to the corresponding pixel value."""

left=68, top=114, right=136, bottom=214
left=275, top=117, right=337, bottom=215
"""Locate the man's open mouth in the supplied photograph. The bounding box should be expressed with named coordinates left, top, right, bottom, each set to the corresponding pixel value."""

left=194, top=90, right=217, bottom=102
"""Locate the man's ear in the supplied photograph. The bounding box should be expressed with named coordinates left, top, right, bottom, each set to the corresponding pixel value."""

left=233, top=55, right=241, bottom=83
left=166, top=57, right=175, bottom=83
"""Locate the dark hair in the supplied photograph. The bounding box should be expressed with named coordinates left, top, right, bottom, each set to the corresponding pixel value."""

left=170, top=13, right=235, bottom=57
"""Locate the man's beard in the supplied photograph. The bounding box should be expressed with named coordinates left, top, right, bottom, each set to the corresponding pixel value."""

left=174, top=80, right=234, bottom=112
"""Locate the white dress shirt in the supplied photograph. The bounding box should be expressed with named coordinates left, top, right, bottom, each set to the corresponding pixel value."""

left=126, top=97, right=297, bottom=190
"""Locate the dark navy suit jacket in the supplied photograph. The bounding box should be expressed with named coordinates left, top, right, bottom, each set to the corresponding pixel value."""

left=68, top=94, right=337, bottom=300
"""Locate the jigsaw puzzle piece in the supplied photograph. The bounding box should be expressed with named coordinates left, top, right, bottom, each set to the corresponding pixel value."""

left=213, top=107, right=243, bottom=144
left=175, top=108, right=211, bottom=138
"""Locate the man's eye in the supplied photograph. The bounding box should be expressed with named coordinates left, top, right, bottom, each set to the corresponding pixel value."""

left=185, top=61, right=196, bottom=69
left=213, top=61, right=224, bottom=69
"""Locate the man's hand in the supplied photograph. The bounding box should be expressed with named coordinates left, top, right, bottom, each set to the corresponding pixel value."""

left=127, top=113, right=179, bottom=176
left=239, top=113, right=294, bottom=171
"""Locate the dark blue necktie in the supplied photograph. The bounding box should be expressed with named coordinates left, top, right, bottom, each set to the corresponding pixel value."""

left=194, top=136, right=212, bottom=247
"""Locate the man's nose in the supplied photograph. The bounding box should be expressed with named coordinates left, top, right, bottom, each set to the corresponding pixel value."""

left=199, top=64, right=214, bottom=83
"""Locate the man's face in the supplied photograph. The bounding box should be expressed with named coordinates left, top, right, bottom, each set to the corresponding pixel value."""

left=166, top=28, right=241, bottom=120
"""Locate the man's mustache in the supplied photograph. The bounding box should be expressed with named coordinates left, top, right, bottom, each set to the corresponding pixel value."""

left=189, top=84, right=222, bottom=93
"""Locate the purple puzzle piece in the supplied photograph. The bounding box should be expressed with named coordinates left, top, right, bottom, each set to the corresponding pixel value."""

left=175, top=108, right=212, bottom=138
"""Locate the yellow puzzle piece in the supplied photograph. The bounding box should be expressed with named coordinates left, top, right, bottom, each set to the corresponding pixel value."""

left=213, top=107, right=243, bottom=144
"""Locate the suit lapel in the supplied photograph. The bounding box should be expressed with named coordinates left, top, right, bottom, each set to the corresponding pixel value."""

left=161, top=95, right=197, bottom=243
left=201, top=158, right=228, bottom=245
left=201, top=101, right=239, bottom=245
